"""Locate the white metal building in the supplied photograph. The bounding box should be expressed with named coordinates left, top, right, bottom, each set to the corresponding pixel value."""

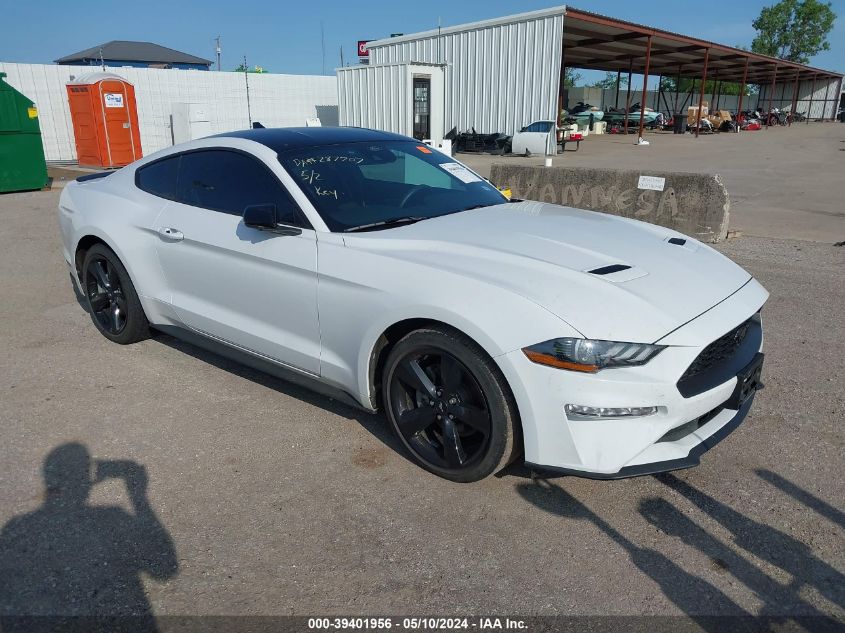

left=337, top=63, right=446, bottom=141
left=337, top=5, right=842, bottom=143
left=339, top=6, right=566, bottom=143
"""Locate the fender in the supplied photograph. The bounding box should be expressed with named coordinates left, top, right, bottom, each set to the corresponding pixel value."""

left=351, top=301, right=582, bottom=411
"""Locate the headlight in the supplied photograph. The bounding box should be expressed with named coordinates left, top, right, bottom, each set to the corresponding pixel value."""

left=522, top=338, right=665, bottom=373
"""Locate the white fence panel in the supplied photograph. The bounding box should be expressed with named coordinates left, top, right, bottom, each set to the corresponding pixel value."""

left=0, top=62, right=338, bottom=162
left=758, top=77, right=840, bottom=119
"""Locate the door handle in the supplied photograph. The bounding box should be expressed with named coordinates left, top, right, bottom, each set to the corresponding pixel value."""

left=158, top=227, right=184, bottom=241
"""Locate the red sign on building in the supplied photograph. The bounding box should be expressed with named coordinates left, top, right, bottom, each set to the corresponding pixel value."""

left=358, top=40, right=370, bottom=57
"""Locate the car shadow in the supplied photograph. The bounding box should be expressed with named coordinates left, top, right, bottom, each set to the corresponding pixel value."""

left=149, top=330, right=407, bottom=459
left=66, top=271, right=451, bottom=470
left=0, top=443, right=177, bottom=632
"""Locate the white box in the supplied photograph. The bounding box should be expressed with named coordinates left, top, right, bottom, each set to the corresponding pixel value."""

left=171, top=102, right=211, bottom=144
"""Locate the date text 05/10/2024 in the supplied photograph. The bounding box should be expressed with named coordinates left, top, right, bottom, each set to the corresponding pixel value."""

left=307, top=617, right=528, bottom=630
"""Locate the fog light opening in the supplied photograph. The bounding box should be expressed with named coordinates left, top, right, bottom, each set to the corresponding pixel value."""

left=564, top=404, right=659, bottom=420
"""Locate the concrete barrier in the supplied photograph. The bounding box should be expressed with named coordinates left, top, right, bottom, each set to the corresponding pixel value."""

left=489, top=164, right=730, bottom=243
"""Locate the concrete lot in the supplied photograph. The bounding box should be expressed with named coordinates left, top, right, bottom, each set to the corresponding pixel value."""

left=0, top=127, right=843, bottom=624
left=461, top=123, right=845, bottom=244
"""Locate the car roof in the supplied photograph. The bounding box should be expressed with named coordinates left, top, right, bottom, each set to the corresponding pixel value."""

left=214, top=127, right=412, bottom=153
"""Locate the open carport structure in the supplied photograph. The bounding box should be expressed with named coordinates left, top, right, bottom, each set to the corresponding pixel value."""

left=561, top=7, right=843, bottom=137
left=351, top=5, right=842, bottom=143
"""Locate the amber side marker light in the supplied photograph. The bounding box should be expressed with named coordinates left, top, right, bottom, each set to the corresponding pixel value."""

left=522, top=349, right=599, bottom=373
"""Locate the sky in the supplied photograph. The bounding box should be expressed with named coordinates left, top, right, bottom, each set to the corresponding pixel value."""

left=1, top=0, right=843, bottom=83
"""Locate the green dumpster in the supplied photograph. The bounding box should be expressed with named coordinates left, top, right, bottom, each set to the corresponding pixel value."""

left=0, top=72, right=49, bottom=193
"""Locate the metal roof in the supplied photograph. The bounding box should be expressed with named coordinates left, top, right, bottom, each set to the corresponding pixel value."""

left=215, top=127, right=411, bottom=151
left=561, top=8, right=842, bottom=82
left=66, top=72, right=130, bottom=85
left=366, top=5, right=842, bottom=83
left=366, top=5, right=567, bottom=49
left=55, top=41, right=212, bottom=66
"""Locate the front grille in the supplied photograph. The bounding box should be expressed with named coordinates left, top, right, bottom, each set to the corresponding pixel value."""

left=680, top=318, right=752, bottom=382
left=676, top=314, right=762, bottom=398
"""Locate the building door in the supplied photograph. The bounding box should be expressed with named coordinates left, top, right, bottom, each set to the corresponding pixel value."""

left=97, top=80, right=139, bottom=166
left=67, top=88, right=101, bottom=167
left=413, top=77, right=431, bottom=140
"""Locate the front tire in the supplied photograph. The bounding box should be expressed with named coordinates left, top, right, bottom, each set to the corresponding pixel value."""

left=81, top=244, right=149, bottom=344
left=382, top=327, right=519, bottom=482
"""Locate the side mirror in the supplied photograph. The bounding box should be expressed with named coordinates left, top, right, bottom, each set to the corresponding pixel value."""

left=243, top=204, right=302, bottom=236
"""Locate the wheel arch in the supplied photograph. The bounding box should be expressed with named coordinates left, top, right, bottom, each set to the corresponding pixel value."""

left=74, top=234, right=112, bottom=282
left=366, top=318, right=522, bottom=433
left=71, top=229, right=172, bottom=326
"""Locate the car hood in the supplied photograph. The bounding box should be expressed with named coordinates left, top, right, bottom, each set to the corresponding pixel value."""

left=343, top=201, right=751, bottom=343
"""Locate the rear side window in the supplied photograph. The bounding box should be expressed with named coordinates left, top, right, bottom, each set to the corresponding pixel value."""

left=136, top=156, right=180, bottom=200
left=176, top=149, right=307, bottom=227
left=524, top=121, right=554, bottom=133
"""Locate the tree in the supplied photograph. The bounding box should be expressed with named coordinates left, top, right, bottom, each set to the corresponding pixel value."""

left=751, top=0, right=836, bottom=63
left=660, top=77, right=756, bottom=96
left=590, top=71, right=628, bottom=90
left=234, top=63, right=268, bottom=73
left=563, top=68, right=582, bottom=87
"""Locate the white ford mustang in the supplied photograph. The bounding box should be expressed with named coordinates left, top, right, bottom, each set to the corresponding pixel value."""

left=58, top=127, right=768, bottom=482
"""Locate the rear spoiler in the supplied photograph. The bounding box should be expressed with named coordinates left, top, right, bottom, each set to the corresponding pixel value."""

left=76, top=172, right=111, bottom=183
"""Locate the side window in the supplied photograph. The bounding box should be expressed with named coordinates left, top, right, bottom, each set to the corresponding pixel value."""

left=524, top=121, right=553, bottom=133
left=176, top=149, right=308, bottom=227
left=136, top=156, right=179, bottom=200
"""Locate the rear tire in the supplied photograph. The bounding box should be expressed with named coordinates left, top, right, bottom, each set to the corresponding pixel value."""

left=81, top=244, right=150, bottom=345
left=382, top=327, right=519, bottom=482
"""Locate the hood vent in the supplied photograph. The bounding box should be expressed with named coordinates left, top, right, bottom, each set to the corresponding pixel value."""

left=589, top=264, right=632, bottom=275
left=585, top=263, right=648, bottom=283
left=664, top=235, right=699, bottom=252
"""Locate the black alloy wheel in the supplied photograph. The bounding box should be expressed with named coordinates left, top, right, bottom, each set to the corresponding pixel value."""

left=81, top=244, right=149, bottom=344
left=383, top=327, right=519, bottom=482
left=86, top=256, right=128, bottom=335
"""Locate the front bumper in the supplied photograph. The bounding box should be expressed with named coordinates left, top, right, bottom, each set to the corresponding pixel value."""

left=525, top=393, right=755, bottom=479
left=496, top=278, right=768, bottom=478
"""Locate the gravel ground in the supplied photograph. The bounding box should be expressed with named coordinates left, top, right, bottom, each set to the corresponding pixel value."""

left=0, top=188, right=842, bottom=624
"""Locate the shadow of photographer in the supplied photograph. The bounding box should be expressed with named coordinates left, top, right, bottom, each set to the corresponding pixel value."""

left=515, top=477, right=748, bottom=631
left=0, top=443, right=178, bottom=632
left=654, top=473, right=845, bottom=615
left=516, top=474, right=845, bottom=632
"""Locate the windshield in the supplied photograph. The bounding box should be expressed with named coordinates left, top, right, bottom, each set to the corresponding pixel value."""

left=278, top=141, right=506, bottom=232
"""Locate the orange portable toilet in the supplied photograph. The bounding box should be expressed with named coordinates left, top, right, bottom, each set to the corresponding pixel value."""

left=66, top=72, right=142, bottom=168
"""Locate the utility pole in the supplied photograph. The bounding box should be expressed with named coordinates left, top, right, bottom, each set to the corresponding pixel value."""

left=320, top=22, right=326, bottom=75
left=243, top=55, right=252, bottom=127
left=437, top=17, right=442, bottom=65
left=215, top=36, right=222, bottom=71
